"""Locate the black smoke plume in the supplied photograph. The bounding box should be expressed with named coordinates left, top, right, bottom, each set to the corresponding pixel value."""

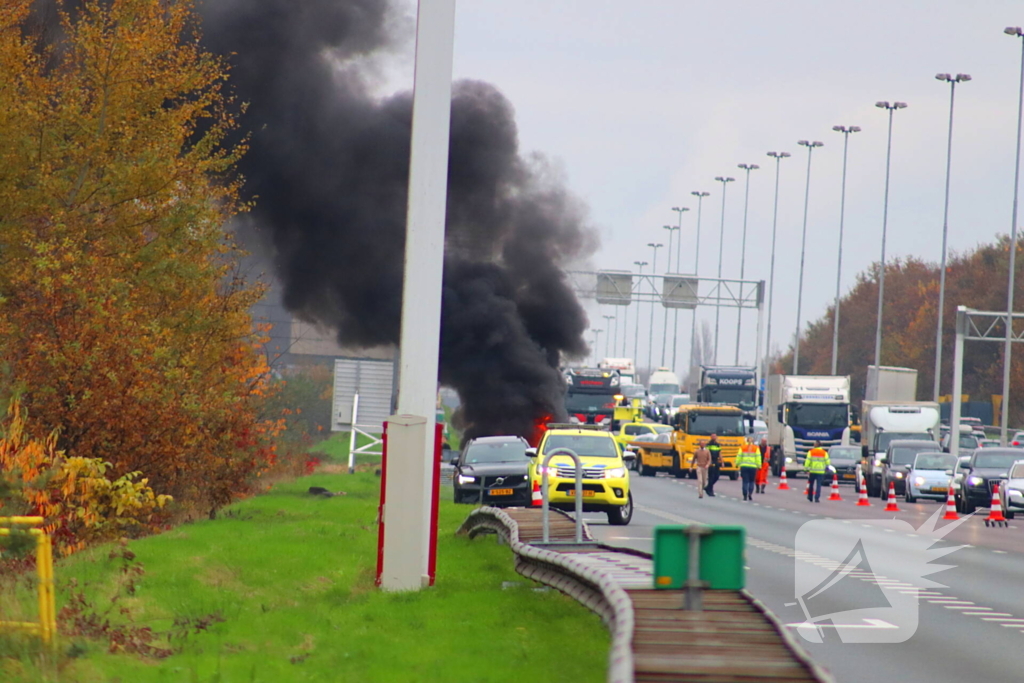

left=199, top=0, right=596, bottom=439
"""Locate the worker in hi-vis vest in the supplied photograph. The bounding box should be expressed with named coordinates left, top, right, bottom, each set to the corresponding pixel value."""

left=804, top=441, right=831, bottom=503
left=737, top=438, right=762, bottom=501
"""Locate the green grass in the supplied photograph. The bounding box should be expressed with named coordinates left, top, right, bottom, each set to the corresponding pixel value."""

left=309, top=432, right=381, bottom=468
left=1, top=473, right=608, bottom=682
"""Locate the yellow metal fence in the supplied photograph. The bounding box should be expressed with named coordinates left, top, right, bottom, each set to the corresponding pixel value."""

left=0, top=516, right=56, bottom=645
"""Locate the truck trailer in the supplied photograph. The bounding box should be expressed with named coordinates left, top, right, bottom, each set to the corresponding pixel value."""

left=766, top=375, right=852, bottom=477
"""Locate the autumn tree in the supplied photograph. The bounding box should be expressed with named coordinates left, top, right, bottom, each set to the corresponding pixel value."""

left=0, top=0, right=275, bottom=520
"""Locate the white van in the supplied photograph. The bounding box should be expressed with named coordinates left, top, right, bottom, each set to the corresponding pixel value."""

left=647, top=367, right=681, bottom=396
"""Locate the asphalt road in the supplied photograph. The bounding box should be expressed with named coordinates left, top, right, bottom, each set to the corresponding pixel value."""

left=583, top=471, right=1024, bottom=683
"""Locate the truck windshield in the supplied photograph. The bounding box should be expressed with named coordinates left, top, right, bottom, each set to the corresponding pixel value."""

left=565, top=393, right=616, bottom=412
left=875, top=432, right=931, bottom=452
left=650, top=383, right=679, bottom=395
left=703, top=386, right=756, bottom=409
left=787, top=403, right=847, bottom=429
left=687, top=413, right=745, bottom=436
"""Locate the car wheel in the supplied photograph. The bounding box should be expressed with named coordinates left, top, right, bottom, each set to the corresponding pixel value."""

left=962, top=497, right=976, bottom=514
left=905, top=489, right=916, bottom=503
left=673, top=455, right=687, bottom=479
left=638, top=458, right=655, bottom=477
left=607, top=492, right=633, bottom=526
left=881, top=483, right=888, bottom=501
left=728, top=472, right=738, bottom=481
left=689, top=469, right=697, bottom=480
left=1005, top=510, right=1016, bottom=520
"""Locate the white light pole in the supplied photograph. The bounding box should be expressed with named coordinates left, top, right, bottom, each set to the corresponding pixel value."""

left=831, top=125, right=861, bottom=376
left=793, top=140, right=823, bottom=374
left=591, top=329, right=603, bottom=365
left=735, top=163, right=759, bottom=365
left=603, top=314, right=616, bottom=358
left=633, top=260, right=647, bottom=363
left=647, top=242, right=663, bottom=373
left=1003, top=27, right=1024, bottom=444
left=713, top=177, right=735, bottom=364
left=689, top=192, right=709, bottom=368
left=933, top=74, right=971, bottom=402
left=385, top=0, right=457, bottom=593
left=874, top=101, right=908, bottom=368
left=661, top=223, right=680, bottom=366
left=670, top=207, right=690, bottom=372
left=764, top=152, right=790, bottom=373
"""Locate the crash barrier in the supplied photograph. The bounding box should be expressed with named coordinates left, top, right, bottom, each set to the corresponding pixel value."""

left=0, top=517, right=56, bottom=646
left=458, top=507, right=832, bottom=683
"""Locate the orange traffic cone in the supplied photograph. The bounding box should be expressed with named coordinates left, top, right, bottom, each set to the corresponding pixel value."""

left=778, top=469, right=790, bottom=490
left=828, top=473, right=843, bottom=501
left=985, top=482, right=1008, bottom=527
left=531, top=479, right=542, bottom=507
left=856, top=473, right=871, bottom=507
left=942, top=484, right=960, bottom=521
left=884, top=481, right=900, bottom=512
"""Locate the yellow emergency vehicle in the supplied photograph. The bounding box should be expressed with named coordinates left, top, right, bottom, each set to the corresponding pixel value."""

left=672, top=405, right=747, bottom=480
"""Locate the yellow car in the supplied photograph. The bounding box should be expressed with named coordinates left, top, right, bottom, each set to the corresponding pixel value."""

left=530, top=426, right=633, bottom=525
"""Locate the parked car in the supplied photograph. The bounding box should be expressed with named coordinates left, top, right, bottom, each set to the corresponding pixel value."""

left=905, top=452, right=957, bottom=503
left=451, top=435, right=532, bottom=506
left=957, top=448, right=1024, bottom=513
left=999, top=460, right=1024, bottom=520
left=827, top=445, right=861, bottom=485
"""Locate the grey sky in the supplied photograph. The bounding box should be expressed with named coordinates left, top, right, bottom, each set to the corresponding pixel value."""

left=387, top=1, right=1024, bottom=376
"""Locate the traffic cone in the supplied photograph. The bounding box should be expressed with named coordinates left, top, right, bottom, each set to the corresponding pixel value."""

left=884, top=481, right=900, bottom=512
left=530, top=479, right=542, bottom=507
left=828, top=473, right=843, bottom=501
left=942, top=484, right=960, bottom=521
left=778, top=469, right=790, bottom=490
left=985, top=482, right=1008, bottom=527
left=856, top=472, right=871, bottom=507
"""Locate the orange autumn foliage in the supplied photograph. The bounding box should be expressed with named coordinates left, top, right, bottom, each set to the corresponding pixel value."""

left=0, top=0, right=280, bottom=526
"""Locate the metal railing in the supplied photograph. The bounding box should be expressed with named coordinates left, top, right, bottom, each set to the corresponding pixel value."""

left=0, top=517, right=56, bottom=646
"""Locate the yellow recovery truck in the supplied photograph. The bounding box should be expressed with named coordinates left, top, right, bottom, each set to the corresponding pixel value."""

left=634, top=404, right=748, bottom=480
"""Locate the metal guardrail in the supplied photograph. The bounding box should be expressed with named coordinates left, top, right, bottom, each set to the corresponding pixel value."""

left=540, top=447, right=584, bottom=543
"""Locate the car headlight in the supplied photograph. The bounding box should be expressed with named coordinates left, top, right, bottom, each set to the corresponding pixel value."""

left=536, top=466, right=557, bottom=477
left=457, top=475, right=476, bottom=485
left=913, top=476, right=926, bottom=487
left=785, top=457, right=793, bottom=463
left=894, top=472, right=903, bottom=479
left=605, top=467, right=626, bottom=479
left=968, top=476, right=984, bottom=486
left=874, top=457, right=883, bottom=466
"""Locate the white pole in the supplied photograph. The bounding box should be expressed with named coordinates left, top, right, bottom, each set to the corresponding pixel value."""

left=348, top=393, right=360, bottom=474
left=950, top=307, right=966, bottom=460
left=386, top=0, right=456, bottom=592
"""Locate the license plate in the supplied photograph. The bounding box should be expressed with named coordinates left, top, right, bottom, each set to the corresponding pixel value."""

left=566, top=489, right=596, bottom=497
left=930, top=486, right=948, bottom=493
left=842, top=473, right=856, bottom=479
left=489, top=488, right=513, bottom=496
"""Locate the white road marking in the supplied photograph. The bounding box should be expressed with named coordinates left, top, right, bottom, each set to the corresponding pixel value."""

left=993, top=550, right=1008, bottom=554
left=786, top=618, right=898, bottom=630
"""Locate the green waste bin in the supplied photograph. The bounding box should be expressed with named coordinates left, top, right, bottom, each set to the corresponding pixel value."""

left=652, top=525, right=745, bottom=590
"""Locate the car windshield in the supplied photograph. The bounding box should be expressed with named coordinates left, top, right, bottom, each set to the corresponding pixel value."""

left=621, top=384, right=646, bottom=398
left=890, top=446, right=935, bottom=465
left=671, top=396, right=691, bottom=407
left=687, top=413, right=745, bottom=436
left=974, top=453, right=1023, bottom=469
left=654, top=393, right=674, bottom=405
left=829, top=447, right=860, bottom=461
left=914, top=453, right=956, bottom=470
left=875, top=432, right=932, bottom=452
left=464, top=441, right=528, bottom=464
left=955, top=435, right=978, bottom=448
left=702, top=385, right=757, bottom=409
left=788, top=403, right=848, bottom=429
left=565, top=393, right=616, bottom=412
left=543, top=434, right=620, bottom=458
left=652, top=424, right=672, bottom=433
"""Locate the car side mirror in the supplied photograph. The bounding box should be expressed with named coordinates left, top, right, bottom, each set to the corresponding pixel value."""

left=448, top=455, right=459, bottom=465
left=526, top=448, right=537, bottom=458
left=622, top=452, right=636, bottom=462
left=904, top=464, right=912, bottom=470
left=879, top=457, right=887, bottom=464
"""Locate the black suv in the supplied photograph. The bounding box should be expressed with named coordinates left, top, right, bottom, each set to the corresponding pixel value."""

left=451, top=435, right=532, bottom=506
left=958, top=448, right=1023, bottom=513
left=869, top=439, right=940, bottom=498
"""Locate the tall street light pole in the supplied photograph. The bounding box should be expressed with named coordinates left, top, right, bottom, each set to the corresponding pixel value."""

left=661, top=223, right=680, bottom=366
left=831, top=126, right=861, bottom=376
left=591, top=329, right=603, bottom=365
left=647, top=243, right=663, bottom=373
left=765, top=152, right=791, bottom=373
left=793, top=140, right=823, bottom=374
left=874, top=101, right=908, bottom=368
left=603, top=314, right=616, bottom=358
left=1002, top=27, right=1024, bottom=444
left=735, top=163, right=760, bottom=365
left=713, top=177, right=735, bottom=364
left=671, top=207, right=690, bottom=372
left=689, top=192, right=709, bottom=368
left=633, top=260, right=647, bottom=364
left=933, top=74, right=970, bottom=402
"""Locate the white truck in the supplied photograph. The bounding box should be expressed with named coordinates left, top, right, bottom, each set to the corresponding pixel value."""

left=859, top=400, right=940, bottom=477
left=865, top=365, right=918, bottom=402
left=647, top=367, right=681, bottom=395
left=766, top=375, right=852, bottom=477
left=599, top=357, right=637, bottom=385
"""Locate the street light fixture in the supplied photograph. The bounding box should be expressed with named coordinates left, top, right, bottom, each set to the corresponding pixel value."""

left=633, top=260, right=648, bottom=362
left=662, top=224, right=680, bottom=367
left=1002, top=26, right=1024, bottom=443
left=933, top=74, right=970, bottom=402
left=793, top=140, right=824, bottom=374
left=670, top=207, right=690, bottom=371
left=647, top=243, right=664, bottom=373
left=689, top=192, right=710, bottom=368
left=830, top=126, right=861, bottom=376
left=713, top=177, right=735, bottom=364
left=873, top=100, right=908, bottom=369
left=735, top=163, right=760, bottom=365
left=765, top=152, right=791, bottom=371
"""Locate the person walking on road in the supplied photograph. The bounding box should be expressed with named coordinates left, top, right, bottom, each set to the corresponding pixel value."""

left=738, top=438, right=762, bottom=501
left=693, top=440, right=711, bottom=499
left=755, top=438, right=770, bottom=494
left=804, top=441, right=830, bottom=502
left=705, top=434, right=722, bottom=497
